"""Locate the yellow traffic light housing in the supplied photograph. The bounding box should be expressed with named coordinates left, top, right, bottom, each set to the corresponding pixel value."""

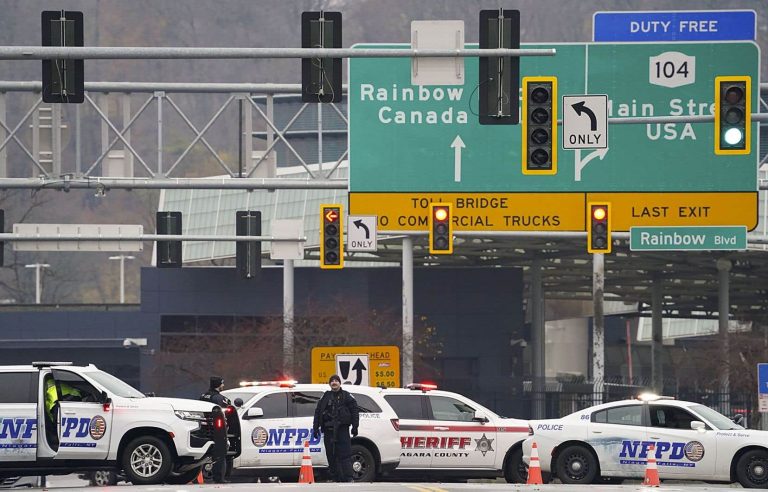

left=522, top=76, right=557, bottom=175
left=715, top=75, right=751, bottom=155
left=320, top=204, right=344, bottom=269
left=429, top=203, right=453, bottom=254
left=587, top=202, right=611, bottom=254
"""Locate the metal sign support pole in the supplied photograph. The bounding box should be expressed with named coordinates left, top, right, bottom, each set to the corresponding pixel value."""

left=592, top=253, right=605, bottom=404
left=402, top=236, right=413, bottom=387
left=283, top=259, right=295, bottom=375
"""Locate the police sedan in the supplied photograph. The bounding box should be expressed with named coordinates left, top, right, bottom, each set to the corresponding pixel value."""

left=522, top=394, right=768, bottom=488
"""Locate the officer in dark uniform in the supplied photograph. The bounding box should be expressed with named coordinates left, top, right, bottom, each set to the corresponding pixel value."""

left=312, top=375, right=359, bottom=482
left=200, top=376, right=231, bottom=483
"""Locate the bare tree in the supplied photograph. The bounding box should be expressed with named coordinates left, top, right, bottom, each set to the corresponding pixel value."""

left=148, top=295, right=443, bottom=396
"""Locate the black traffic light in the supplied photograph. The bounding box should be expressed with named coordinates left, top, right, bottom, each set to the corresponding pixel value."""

left=522, top=76, right=557, bottom=174
left=478, top=9, right=520, bottom=125
left=301, top=11, right=342, bottom=103
left=715, top=76, right=751, bottom=155
left=42, top=10, right=84, bottom=103
left=236, top=211, right=261, bottom=279
left=320, top=204, right=343, bottom=269
left=587, top=203, right=611, bottom=254
left=429, top=203, right=453, bottom=255
left=156, top=211, right=182, bottom=268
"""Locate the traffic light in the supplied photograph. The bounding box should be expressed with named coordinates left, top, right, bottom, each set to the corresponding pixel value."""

left=478, top=9, right=520, bottom=125
left=715, top=76, right=751, bottom=155
left=301, top=11, right=342, bottom=103
left=236, top=211, right=261, bottom=279
left=587, top=203, right=611, bottom=254
left=156, top=211, right=182, bottom=268
left=429, top=203, right=453, bottom=255
left=41, top=10, right=84, bottom=103
left=522, top=76, right=557, bottom=175
left=320, top=204, right=343, bottom=269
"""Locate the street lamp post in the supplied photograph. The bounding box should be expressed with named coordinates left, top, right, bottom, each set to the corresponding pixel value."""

left=109, top=255, right=135, bottom=304
left=24, top=263, right=50, bottom=304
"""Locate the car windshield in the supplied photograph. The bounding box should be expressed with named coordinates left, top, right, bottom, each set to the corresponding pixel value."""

left=85, top=370, right=145, bottom=398
left=690, top=404, right=744, bottom=430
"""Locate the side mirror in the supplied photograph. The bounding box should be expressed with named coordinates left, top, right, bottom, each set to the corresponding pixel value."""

left=690, top=421, right=706, bottom=432
left=245, top=407, right=264, bottom=419
left=732, top=414, right=745, bottom=427
left=473, top=411, right=489, bottom=423
left=144, top=392, right=156, bottom=398
left=100, top=390, right=109, bottom=403
left=234, top=398, right=244, bottom=408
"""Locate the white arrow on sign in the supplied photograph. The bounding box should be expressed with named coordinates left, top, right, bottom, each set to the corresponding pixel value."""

left=451, top=135, right=465, bottom=182
left=574, top=147, right=609, bottom=182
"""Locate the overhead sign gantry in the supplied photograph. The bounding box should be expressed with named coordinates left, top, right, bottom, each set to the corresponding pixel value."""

left=347, top=42, right=759, bottom=233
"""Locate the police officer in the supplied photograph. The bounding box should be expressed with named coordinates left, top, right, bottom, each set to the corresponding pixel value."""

left=44, top=378, right=82, bottom=447
left=312, top=375, right=359, bottom=482
left=200, top=376, right=231, bottom=483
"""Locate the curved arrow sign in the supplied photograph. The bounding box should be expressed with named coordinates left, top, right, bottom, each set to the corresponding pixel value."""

left=562, top=94, right=608, bottom=150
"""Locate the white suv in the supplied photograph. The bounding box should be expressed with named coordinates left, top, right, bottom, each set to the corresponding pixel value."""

left=222, top=382, right=401, bottom=482
left=0, top=363, right=221, bottom=485
left=381, top=384, right=529, bottom=483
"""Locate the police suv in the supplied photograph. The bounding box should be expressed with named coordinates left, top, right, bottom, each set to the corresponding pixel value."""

left=380, top=384, right=529, bottom=483
left=523, top=394, right=768, bottom=488
left=0, top=362, right=223, bottom=485
left=222, top=381, right=401, bottom=482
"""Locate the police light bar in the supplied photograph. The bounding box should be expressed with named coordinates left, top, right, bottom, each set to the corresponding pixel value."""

left=406, top=383, right=438, bottom=392
left=32, top=361, right=73, bottom=368
left=239, top=380, right=297, bottom=388
left=637, top=392, right=675, bottom=402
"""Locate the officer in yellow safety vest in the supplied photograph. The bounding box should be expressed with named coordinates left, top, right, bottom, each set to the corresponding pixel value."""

left=44, top=378, right=82, bottom=421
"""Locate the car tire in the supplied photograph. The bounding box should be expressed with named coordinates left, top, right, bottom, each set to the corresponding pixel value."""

left=121, top=435, right=173, bottom=485
left=350, top=444, right=376, bottom=482
left=504, top=447, right=527, bottom=483
left=164, top=467, right=203, bottom=485
left=736, top=449, right=768, bottom=488
left=556, top=444, right=598, bottom=484
left=88, top=470, right=118, bottom=486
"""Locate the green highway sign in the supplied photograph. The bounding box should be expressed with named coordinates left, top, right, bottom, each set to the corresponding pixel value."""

left=348, top=42, right=759, bottom=231
left=630, top=226, right=747, bottom=251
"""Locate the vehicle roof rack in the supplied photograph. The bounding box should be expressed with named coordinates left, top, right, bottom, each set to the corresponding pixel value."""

left=32, top=361, right=73, bottom=368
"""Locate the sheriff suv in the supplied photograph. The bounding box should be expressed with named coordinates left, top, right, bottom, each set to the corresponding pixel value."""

left=222, top=381, right=401, bottom=482
left=0, top=362, right=222, bottom=485
left=381, top=383, right=529, bottom=483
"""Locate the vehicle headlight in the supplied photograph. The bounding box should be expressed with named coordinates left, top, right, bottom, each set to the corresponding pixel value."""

left=174, top=410, right=207, bottom=421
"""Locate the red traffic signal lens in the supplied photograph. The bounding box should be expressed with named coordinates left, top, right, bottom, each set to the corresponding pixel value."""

left=724, top=85, right=744, bottom=104
left=592, top=207, right=607, bottom=221
left=434, top=207, right=449, bottom=222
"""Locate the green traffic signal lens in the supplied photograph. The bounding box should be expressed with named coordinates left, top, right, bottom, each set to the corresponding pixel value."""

left=531, top=87, right=549, bottom=104
left=435, top=237, right=448, bottom=250
left=724, top=127, right=744, bottom=146
left=325, top=251, right=338, bottom=263
left=593, top=237, right=607, bottom=248
left=531, top=149, right=549, bottom=166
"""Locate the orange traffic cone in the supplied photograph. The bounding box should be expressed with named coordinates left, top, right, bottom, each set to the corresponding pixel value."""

left=643, top=444, right=660, bottom=487
left=194, top=469, right=204, bottom=484
left=298, top=440, right=315, bottom=484
left=526, top=441, right=543, bottom=485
